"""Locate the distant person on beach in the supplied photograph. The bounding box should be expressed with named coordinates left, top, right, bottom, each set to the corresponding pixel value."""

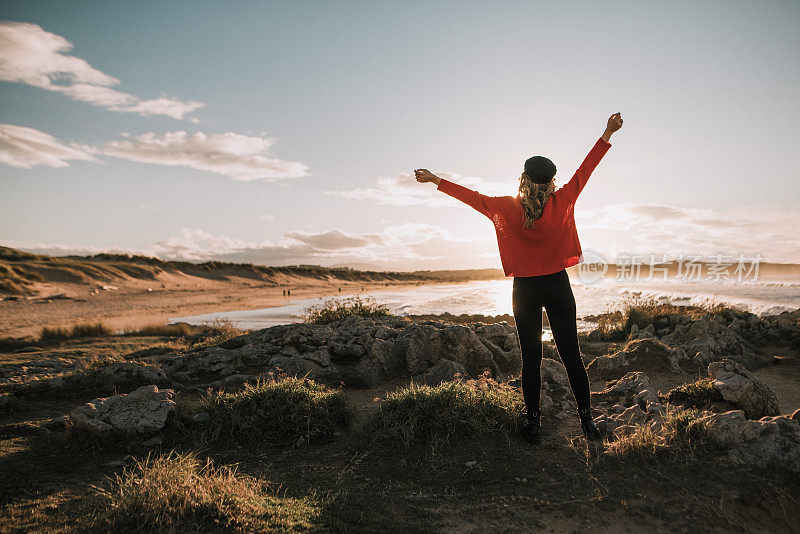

left=414, top=112, right=623, bottom=444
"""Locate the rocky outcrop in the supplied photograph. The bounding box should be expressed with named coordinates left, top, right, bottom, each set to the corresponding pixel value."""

left=707, top=359, right=780, bottom=419
left=661, top=315, right=769, bottom=369
left=586, top=338, right=688, bottom=379
left=591, top=372, right=665, bottom=438
left=69, top=385, right=175, bottom=434
left=154, top=316, right=523, bottom=389
left=413, top=359, right=466, bottom=386
left=690, top=410, right=800, bottom=474
left=507, top=357, right=577, bottom=418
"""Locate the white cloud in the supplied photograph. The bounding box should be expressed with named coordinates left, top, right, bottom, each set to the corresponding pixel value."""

left=4, top=223, right=498, bottom=271
left=325, top=171, right=517, bottom=206
left=0, top=21, right=203, bottom=119
left=0, top=123, right=96, bottom=168
left=576, top=203, right=800, bottom=262
left=102, top=131, right=309, bottom=180
left=284, top=229, right=383, bottom=250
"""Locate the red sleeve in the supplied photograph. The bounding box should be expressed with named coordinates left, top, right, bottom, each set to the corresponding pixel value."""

left=437, top=178, right=495, bottom=218
left=559, top=137, right=612, bottom=201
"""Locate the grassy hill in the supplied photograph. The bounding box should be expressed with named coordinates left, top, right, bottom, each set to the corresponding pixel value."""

left=0, top=246, right=505, bottom=295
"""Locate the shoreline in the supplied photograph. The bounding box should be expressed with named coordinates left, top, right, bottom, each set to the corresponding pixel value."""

left=0, top=278, right=465, bottom=339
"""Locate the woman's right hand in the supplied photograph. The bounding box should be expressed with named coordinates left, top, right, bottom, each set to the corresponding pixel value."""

left=606, top=112, right=623, bottom=133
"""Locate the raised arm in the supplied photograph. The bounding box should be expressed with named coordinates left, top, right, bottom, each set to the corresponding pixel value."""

left=561, top=112, right=623, bottom=201
left=414, top=169, right=495, bottom=219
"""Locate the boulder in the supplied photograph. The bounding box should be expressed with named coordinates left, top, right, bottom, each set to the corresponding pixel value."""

left=586, top=338, right=687, bottom=379
left=707, top=359, right=780, bottom=419
left=691, top=410, right=800, bottom=474
left=141, top=316, right=528, bottom=389
left=661, top=315, right=769, bottom=369
left=591, top=372, right=664, bottom=438
left=413, top=359, right=466, bottom=386
left=95, top=362, right=169, bottom=386
left=69, top=385, right=175, bottom=434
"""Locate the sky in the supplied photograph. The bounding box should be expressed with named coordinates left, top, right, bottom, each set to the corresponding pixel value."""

left=1, top=0, right=799, bottom=270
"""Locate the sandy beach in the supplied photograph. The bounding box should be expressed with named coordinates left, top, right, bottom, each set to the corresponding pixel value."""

left=0, top=276, right=439, bottom=339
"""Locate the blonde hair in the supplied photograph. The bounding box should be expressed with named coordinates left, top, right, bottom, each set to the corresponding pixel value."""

left=519, top=173, right=555, bottom=228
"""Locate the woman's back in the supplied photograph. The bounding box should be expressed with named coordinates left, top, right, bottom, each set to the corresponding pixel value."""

left=435, top=136, right=611, bottom=277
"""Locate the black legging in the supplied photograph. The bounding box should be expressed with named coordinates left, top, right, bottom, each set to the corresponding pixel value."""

left=512, top=269, right=591, bottom=417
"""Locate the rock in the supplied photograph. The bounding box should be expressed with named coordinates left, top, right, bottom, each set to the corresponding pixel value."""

left=69, top=385, right=176, bottom=435
left=629, top=323, right=656, bottom=340
left=540, top=358, right=569, bottom=387
left=707, top=359, right=780, bottom=419
left=141, top=435, right=164, bottom=447
left=661, top=315, right=768, bottom=370
left=0, top=392, right=11, bottom=410
left=586, top=338, right=687, bottom=379
left=192, top=412, right=211, bottom=424
left=591, top=372, right=664, bottom=438
left=143, top=316, right=524, bottom=389
left=691, top=410, right=800, bottom=474
left=96, top=362, right=169, bottom=386
left=413, top=358, right=467, bottom=386
left=41, top=415, right=70, bottom=431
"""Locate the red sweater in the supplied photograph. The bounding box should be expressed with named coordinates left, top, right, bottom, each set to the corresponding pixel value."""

left=437, top=137, right=612, bottom=277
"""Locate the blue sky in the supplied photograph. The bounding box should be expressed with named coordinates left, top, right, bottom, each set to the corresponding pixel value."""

left=1, top=0, right=799, bottom=269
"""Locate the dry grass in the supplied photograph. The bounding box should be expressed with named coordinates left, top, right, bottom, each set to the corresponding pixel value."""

left=366, top=372, right=525, bottom=455
left=92, top=450, right=320, bottom=532
left=601, top=408, right=706, bottom=461
left=122, top=322, right=203, bottom=337
left=202, top=374, right=355, bottom=446
left=0, top=261, right=44, bottom=294
left=40, top=322, right=113, bottom=342
left=302, top=295, right=392, bottom=324
left=589, top=296, right=754, bottom=341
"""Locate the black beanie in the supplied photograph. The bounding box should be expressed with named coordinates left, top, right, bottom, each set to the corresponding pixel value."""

left=524, top=156, right=557, bottom=184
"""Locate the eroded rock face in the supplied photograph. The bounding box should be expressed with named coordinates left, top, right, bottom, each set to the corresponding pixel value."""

left=691, top=410, right=800, bottom=474
left=154, top=316, right=523, bottom=389
left=661, top=316, right=767, bottom=369
left=707, top=359, right=780, bottom=419
left=586, top=338, right=687, bottom=379
left=69, top=385, right=175, bottom=434
left=94, top=362, right=169, bottom=386
left=591, top=372, right=665, bottom=438
left=414, top=358, right=467, bottom=386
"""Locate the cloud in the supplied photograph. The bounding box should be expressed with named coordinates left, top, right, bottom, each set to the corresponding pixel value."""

left=325, top=171, right=517, bottom=207
left=4, top=223, right=498, bottom=271
left=284, top=229, right=383, bottom=250
left=576, top=203, right=800, bottom=262
left=0, top=21, right=203, bottom=119
left=101, top=131, right=309, bottom=180
left=0, top=123, right=96, bottom=168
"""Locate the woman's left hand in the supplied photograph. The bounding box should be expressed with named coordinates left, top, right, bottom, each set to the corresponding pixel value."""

left=414, top=168, right=439, bottom=184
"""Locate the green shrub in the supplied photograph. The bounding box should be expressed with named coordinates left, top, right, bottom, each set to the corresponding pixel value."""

left=202, top=375, right=355, bottom=446
left=366, top=374, right=525, bottom=454
left=302, top=295, right=392, bottom=324
left=92, top=450, right=319, bottom=532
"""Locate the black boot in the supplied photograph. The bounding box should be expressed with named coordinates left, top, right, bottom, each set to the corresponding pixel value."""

left=578, top=407, right=602, bottom=442
left=521, top=410, right=541, bottom=445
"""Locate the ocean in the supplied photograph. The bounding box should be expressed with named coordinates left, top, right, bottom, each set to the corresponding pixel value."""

left=169, top=276, right=800, bottom=332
